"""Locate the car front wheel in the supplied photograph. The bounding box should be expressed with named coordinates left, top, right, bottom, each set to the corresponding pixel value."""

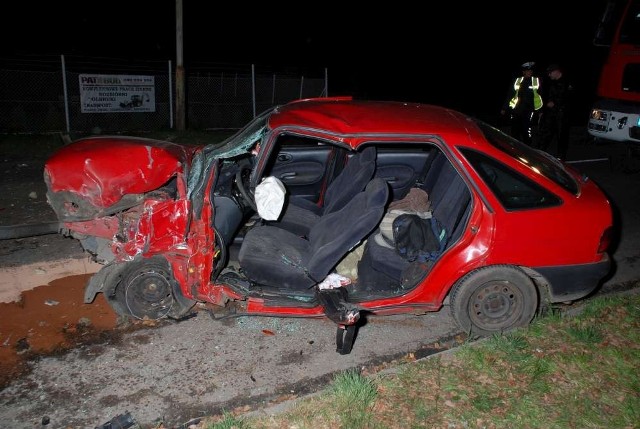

left=108, top=257, right=196, bottom=321
left=449, top=265, right=538, bottom=337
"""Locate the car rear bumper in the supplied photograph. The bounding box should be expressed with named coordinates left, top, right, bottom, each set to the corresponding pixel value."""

left=536, top=254, right=611, bottom=303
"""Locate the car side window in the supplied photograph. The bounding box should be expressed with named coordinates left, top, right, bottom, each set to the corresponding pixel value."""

left=460, top=149, right=562, bottom=211
left=260, top=134, right=335, bottom=203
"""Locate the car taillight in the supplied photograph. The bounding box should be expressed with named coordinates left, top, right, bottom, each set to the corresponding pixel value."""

left=597, top=226, right=613, bottom=253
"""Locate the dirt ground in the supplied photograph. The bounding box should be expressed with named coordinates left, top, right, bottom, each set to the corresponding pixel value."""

left=0, top=275, right=118, bottom=388
left=0, top=147, right=55, bottom=227
left=0, top=138, right=120, bottom=390
left=0, top=130, right=639, bottom=428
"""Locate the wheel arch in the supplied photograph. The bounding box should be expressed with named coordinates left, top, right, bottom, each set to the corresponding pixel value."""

left=448, top=263, right=542, bottom=337
left=94, top=255, right=196, bottom=321
left=518, top=265, right=554, bottom=313
left=84, top=261, right=129, bottom=304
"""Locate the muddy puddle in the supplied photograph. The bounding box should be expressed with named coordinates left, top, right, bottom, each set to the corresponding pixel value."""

left=0, top=274, right=118, bottom=388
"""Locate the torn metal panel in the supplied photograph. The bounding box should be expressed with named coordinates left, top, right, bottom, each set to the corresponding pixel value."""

left=44, top=136, right=196, bottom=212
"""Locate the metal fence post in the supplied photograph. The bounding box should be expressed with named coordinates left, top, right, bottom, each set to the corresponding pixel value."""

left=168, top=60, right=174, bottom=129
left=299, top=76, right=304, bottom=99
left=324, top=67, right=328, bottom=97
left=272, top=74, right=276, bottom=104
left=251, top=64, right=256, bottom=118
left=61, top=55, right=70, bottom=133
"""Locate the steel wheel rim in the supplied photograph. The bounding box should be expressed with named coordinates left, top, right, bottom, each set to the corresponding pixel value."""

left=124, top=270, right=174, bottom=320
left=468, top=280, right=524, bottom=331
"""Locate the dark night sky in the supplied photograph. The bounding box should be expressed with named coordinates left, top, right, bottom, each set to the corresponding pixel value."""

left=4, top=1, right=611, bottom=123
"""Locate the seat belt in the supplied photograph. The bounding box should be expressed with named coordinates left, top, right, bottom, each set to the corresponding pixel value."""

left=316, top=288, right=361, bottom=354
left=416, top=149, right=440, bottom=188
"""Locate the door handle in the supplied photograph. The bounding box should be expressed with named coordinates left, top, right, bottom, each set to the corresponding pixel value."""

left=280, top=172, right=297, bottom=181
left=277, top=153, right=292, bottom=162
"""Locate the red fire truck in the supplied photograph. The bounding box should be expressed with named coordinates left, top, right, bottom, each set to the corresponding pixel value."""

left=588, top=0, right=640, bottom=145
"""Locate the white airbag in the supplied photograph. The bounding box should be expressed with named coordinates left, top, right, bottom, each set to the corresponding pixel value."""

left=254, top=176, right=286, bottom=221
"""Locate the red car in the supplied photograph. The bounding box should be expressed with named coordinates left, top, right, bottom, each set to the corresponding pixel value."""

left=44, top=98, right=613, bottom=353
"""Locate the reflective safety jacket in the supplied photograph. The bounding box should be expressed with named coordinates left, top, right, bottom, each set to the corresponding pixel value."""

left=508, top=76, right=543, bottom=111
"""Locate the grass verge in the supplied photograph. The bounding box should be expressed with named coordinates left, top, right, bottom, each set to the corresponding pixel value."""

left=199, top=292, right=640, bottom=429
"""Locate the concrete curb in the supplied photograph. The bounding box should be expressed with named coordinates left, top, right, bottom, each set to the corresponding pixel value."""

left=0, top=257, right=101, bottom=303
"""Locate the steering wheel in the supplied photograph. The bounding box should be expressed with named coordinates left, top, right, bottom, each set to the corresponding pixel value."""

left=235, top=165, right=258, bottom=212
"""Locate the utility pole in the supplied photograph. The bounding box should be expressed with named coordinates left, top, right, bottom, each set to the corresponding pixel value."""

left=175, top=0, right=186, bottom=130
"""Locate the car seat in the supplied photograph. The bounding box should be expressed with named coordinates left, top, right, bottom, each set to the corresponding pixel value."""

left=355, top=155, right=471, bottom=296
left=271, top=146, right=377, bottom=236
left=238, top=177, right=389, bottom=290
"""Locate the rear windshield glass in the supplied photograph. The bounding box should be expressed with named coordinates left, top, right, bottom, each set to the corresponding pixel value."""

left=473, top=119, right=579, bottom=195
left=461, top=148, right=562, bottom=211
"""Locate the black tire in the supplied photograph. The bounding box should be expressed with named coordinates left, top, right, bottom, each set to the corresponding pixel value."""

left=109, top=257, right=196, bottom=321
left=622, top=143, right=640, bottom=174
left=449, top=265, right=538, bottom=337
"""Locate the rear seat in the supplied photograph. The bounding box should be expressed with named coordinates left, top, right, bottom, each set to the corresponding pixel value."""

left=355, top=148, right=471, bottom=295
left=427, top=155, right=471, bottom=246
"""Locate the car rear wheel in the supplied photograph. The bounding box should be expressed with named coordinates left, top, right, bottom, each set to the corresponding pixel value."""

left=108, top=257, right=195, bottom=321
left=449, top=265, right=538, bottom=337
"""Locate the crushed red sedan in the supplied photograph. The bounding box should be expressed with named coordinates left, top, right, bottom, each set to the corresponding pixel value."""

left=44, top=97, right=613, bottom=353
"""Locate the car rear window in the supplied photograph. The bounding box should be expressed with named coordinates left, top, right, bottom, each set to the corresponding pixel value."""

left=473, top=120, right=579, bottom=195
left=461, top=148, right=562, bottom=211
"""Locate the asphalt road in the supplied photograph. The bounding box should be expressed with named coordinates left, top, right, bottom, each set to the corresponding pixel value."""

left=0, top=133, right=639, bottom=428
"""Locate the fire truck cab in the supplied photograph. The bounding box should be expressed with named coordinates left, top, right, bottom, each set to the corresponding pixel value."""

left=588, top=0, right=640, bottom=145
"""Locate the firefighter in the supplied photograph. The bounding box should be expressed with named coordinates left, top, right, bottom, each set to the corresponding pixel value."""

left=501, top=61, right=543, bottom=147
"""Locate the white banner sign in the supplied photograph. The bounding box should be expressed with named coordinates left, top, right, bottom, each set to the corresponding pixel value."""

left=79, top=74, right=156, bottom=113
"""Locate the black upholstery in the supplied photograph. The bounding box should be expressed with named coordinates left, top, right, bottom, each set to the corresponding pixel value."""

left=239, top=178, right=389, bottom=290
left=357, top=151, right=471, bottom=292
left=273, top=146, right=377, bottom=236
left=428, top=157, right=472, bottom=245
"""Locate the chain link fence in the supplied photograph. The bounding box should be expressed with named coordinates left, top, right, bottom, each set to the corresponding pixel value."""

left=0, top=55, right=327, bottom=134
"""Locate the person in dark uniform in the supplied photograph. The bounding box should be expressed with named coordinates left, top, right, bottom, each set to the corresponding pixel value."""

left=501, top=61, right=544, bottom=147
left=539, top=63, right=574, bottom=161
